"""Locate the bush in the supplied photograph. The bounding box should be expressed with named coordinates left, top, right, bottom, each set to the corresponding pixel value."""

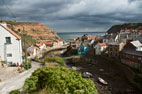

left=24, top=59, right=32, bottom=70
left=9, top=90, right=20, bottom=94
left=44, top=57, right=65, bottom=66
left=23, top=66, right=97, bottom=94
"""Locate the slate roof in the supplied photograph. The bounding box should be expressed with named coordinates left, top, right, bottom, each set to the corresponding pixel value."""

left=131, top=40, right=142, bottom=47
left=108, top=42, right=120, bottom=46
left=103, top=34, right=117, bottom=39
left=119, top=32, right=130, bottom=39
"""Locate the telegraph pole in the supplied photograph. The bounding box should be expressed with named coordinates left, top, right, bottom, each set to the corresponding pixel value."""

left=23, top=27, right=27, bottom=64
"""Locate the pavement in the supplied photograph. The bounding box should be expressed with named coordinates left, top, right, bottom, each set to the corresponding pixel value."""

left=0, top=61, right=41, bottom=94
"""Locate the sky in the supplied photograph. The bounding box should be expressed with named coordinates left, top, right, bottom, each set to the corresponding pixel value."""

left=0, top=0, right=142, bottom=32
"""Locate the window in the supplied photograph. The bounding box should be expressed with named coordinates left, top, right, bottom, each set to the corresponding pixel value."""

left=5, top=37, right=11, bottom=44
left=7, top=53, right=12, bottom=57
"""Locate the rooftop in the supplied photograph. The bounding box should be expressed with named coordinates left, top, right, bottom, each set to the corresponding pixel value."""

left=0, top=24, right=21, bottom=40
left=99, top=43, right=107, bottom=46
left=108, top=42, right=120, bottom=46
left=131, top=40, right=142, bottom=47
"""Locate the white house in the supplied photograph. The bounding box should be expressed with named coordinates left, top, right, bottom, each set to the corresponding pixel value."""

left=35, top=43, right=46, bottom=51
left=0, top=22, right=23, bottom=66
left=27, top=46, right=39, bottom=56
left=94, top=43, right=107, bottom=55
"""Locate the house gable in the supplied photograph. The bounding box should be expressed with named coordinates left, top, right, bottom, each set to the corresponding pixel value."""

left=0, top=24, right=21, bottom=40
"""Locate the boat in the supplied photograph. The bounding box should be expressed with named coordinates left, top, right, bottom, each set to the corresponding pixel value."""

left=82, top=72, right=92, bottom=78
left=98, top=77, right=108, bottom=85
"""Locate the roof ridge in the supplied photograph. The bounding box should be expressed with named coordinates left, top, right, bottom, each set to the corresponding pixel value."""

left=0, top=24, right=21, bottom=40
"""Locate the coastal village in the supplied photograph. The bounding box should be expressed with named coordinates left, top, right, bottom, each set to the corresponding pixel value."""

left=69, top=28, right=142, bottom=71
left=0, top=20, right=142, bottom=94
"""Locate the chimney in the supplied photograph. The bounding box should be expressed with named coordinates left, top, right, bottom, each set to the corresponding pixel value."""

left=0, top=20, right=7, bottom=27
left=127, top=34, right=129, bottom=39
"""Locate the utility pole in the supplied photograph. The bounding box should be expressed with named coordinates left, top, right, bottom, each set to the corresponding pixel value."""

left=23, top=27, right=27, bottom=64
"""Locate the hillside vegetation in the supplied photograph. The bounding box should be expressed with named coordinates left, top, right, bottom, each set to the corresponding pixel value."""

left=7, top=20, right=60, bottom=41
left=23, top=66, right=97, bottom=94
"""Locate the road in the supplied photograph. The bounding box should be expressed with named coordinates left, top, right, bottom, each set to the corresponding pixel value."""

left=0, top=61, right=41, bottom=94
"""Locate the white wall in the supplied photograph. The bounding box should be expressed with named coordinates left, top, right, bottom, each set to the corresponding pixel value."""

left=39, top=44, right=46, bottom=51
left=0, top=25, right=23, bottom=65
left=94, top=44, right=107, bottom=55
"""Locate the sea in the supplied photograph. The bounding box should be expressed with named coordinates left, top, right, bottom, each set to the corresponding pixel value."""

left=57, top=32, right=106, bottom=42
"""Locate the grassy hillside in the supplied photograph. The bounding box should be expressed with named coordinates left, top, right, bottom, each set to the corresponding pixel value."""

left=7, top=21, right=39, bottom=25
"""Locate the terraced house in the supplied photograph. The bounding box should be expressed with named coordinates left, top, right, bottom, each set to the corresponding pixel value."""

left=0, top=22, right=23, bottom=66
left=121, top=40, right=142, bottom=70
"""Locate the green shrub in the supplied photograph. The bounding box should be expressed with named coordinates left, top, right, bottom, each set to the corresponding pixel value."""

left=44, top=57, right=65, bottom=66
left=23, top=66, right=97, bottom=94
left=24, top=59, right=32, bottom=70
left=9, top=90, right=20, bottom=94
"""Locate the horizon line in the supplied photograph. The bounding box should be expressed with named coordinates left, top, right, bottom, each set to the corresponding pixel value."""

left=57, top=31, right=106, bottom=33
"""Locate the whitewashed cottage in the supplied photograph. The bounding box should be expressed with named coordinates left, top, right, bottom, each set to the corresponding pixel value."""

left=27, top=46, right=39, bottom=56
left=94, top=43, right=107, bottom=55
left=0, top=22, right=23, bottom=66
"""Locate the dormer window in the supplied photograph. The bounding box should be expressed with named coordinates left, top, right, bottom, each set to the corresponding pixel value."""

left=5, top=37, right=11, bottom=44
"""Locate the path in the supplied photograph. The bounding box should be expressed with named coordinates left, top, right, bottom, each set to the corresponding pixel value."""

left=0, top=61, right=41, bottom=94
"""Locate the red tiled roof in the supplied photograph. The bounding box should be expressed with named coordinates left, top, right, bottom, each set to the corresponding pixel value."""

left=6, top=27, right=21, bottom=40
left=0, top=24, right=21, bottom=40
left=138, top=30, right=142, bottom=33
left=35, top=43, right=43, bottom=47
left=125, top=29, right=131, bottom=33
left=88, top=35, right=95, bottom=40
left=44, top=41, right=53, bottom=45
left=120, top=29, right=125, bottom=32
left=32, top=46, right=39, bottom=50
left=99, top=43, right=106, bottom=46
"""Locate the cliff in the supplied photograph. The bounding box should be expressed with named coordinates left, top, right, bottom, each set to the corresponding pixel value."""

left=107, top=22, right=142, bottom=34
left=7, top=21, right=60, bottom=41
left=4, top=21, right=60, bottom=48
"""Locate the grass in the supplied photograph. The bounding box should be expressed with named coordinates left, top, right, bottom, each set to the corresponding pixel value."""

left=44, top=57, right=65, bottom=66
left=9, top=90, right=20, bottom=94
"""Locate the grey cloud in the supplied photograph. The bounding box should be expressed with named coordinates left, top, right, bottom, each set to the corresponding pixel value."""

left=0, top=0, right=142, bottom=32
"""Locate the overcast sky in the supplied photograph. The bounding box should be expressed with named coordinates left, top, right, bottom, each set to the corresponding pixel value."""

left=0, top=0, right=142, bottom=32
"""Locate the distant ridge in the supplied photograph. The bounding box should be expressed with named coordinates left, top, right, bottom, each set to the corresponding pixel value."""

left=107, top=22, right=142, bottom=34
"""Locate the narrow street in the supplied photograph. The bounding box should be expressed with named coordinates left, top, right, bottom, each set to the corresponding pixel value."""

left=0, top=61, right=41, bottom=94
